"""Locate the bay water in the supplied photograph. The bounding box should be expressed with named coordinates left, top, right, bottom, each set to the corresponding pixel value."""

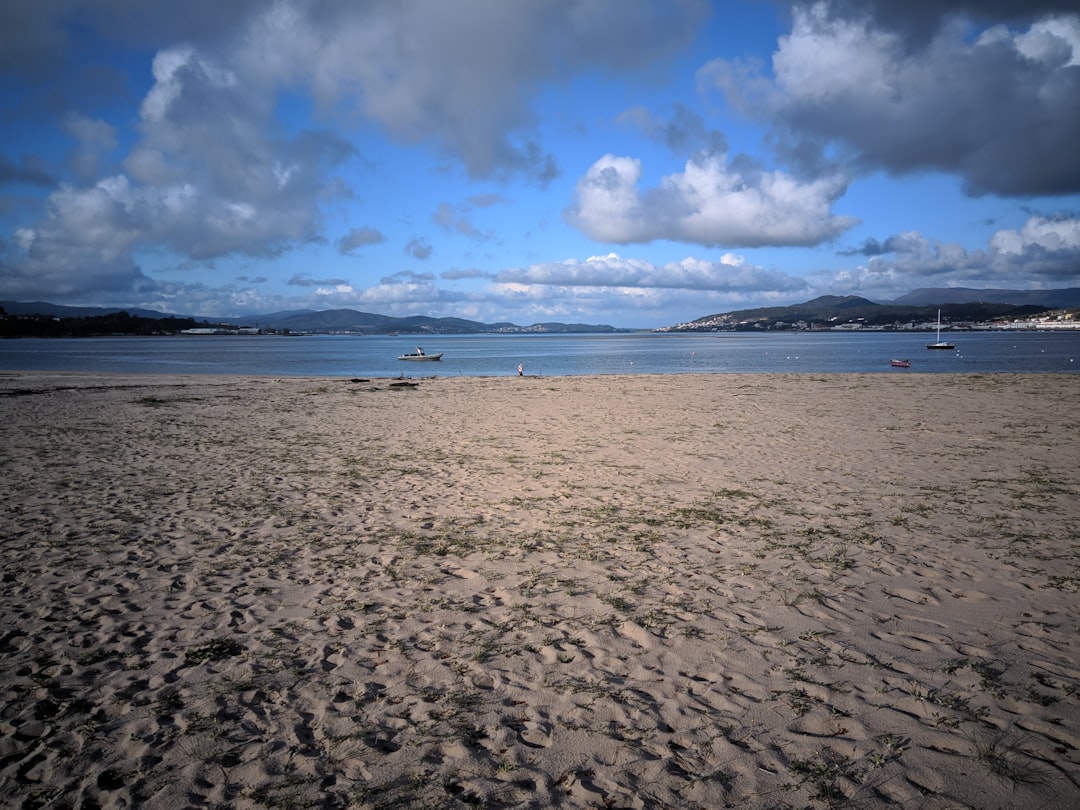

left=1, top=331, right=1078, bottom=377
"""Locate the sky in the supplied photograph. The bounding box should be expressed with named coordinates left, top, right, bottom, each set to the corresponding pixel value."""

left=1, top=1, right=1079, bottom=329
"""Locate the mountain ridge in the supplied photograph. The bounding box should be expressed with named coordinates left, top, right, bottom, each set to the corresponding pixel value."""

left=0, top=301, right=624, bottom=334
left=668, top=290, right=1079, bottom=331
left=4, top=286, right=1079, bottom=334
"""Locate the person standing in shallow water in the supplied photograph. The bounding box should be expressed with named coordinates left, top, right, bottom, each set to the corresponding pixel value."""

left=517, top=362, right=524, bottom=376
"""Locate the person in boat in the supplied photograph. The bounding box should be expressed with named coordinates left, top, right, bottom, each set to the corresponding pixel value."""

left=416, top=346, right=424, bottom=356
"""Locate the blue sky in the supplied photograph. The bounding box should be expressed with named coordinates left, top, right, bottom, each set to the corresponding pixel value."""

left=1, top=1, right=1079, bottom=329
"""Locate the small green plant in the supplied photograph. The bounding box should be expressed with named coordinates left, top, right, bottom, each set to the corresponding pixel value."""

left=968, top=659, right=1007, bottom=697
left=939, top=657, right=967, bottom=674
left=867, top=734, right=906, bottom=770
left=790, top=748, right=860, bottom=803
left=970, top=728, right=1049, bottom=785
left=1025, top=688, right=1056, bottom=706
left=774, top=688, right=815, bottom=717
left=602, top=594, right=633, bottom=613
left=184, top=637, right=244, bottom=663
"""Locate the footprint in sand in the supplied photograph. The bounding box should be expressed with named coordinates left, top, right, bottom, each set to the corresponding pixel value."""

left=515, top=716, right=553, bottom=748
left=943, top=588, right=992, bottom=602
left=320, top=645, right=346, bottom=672
left=471, top=592, right=503, bottom=608
left=893, top=613, right=949, bottom=630
left=294, top=712, right=317, bottom=747
left=616, top=621, right=652, bottom=649
left=885, top=587, right=941, bottom=606
left=871, top=630, right=949, bottom=652
left=362, top=728, right=401, bottom=754
left=470, top=672, right=496, bottom=690
left=357, top=681, right=387, bottom=706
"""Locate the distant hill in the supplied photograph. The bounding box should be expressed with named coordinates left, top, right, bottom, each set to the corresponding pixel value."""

left=0, top=300, right=175, bottom=319
left=246, top=308, right=401, bottom=332
left=217, top=310, right=623, bottom=334
left=891, top=288, right=1080, bottom=308
left=0, top=301, right=623, bottom=335
left=669, top=294, right=1052, bottom=331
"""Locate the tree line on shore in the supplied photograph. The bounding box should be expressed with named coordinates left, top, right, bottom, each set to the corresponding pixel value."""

left=0, top=308, right=234, bottom=338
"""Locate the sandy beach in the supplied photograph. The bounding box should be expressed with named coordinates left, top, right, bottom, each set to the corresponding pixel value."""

left=1, top=370, right=1078, bottom=809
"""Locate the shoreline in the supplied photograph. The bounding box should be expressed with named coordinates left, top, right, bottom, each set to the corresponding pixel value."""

left=3, top=368, right=1080, bottom=382
left=2, top=372, right=1078, bottom=807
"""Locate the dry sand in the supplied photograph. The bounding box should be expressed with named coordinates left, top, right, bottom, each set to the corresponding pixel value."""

left=1, top=370, right=1078, bottom=809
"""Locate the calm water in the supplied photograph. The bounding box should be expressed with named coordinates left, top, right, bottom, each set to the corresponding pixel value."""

left=1, top=331, right=1078, bottom=377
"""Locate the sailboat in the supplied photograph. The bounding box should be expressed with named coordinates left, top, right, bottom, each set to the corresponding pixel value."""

left=926, top=309, right=955, bottom=350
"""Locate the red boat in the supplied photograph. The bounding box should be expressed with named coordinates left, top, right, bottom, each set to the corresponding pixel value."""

left=890, top=359, right=911, bottom=368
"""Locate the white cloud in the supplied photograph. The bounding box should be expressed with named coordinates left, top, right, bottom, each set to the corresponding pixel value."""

left=141, top=47, right=201, bottom=123
left=565, top=153, right=857, bottom=247
left=0, top=180, right=149, bottom=299
left=497, top=251, right=809, bottom=294
left=819, top=214, right=1080, bottom=300
left=2, top=38, right=358, bottom=299
left=772, top=4, right=899, bottom=103
left=1013, top=17, right=1080, bottom=66
left=990, top=215, right=1080, bottom=255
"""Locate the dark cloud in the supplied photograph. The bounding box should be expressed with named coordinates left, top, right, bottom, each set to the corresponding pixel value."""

left=381, top=270, right=434, bottom=285
left=3, top=1, right=707, bottom=184
left=337, top=226, right=386, bottom=255
left=494, top=138, right=560, bottom=186
left=0, top=0, right=265, bottom=77
left=62, top=113, right=118, bottom=183
left=288, top=274, right=349, bottom=288
left=222, top=0, right=705, bottom=182
left=442, top=267, right=491, bottom=281
left=838, top=237, right=888, bottom=257
left=817, top=1, right=1080, bottom=48
left=0, top=244, right=152, bottom=301
left=404, top=237, right=433, bottom=260
left=618, top=103, right=728, bottom=157
left=433, top=201, right=495, bottom=241
left=466, top=193, right=509, bottom=208
left=705, top=2, right=1080, bottom=197
left=838, top=234, right=916, bottom=256
left=0, top=155, right=55, bottom=188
